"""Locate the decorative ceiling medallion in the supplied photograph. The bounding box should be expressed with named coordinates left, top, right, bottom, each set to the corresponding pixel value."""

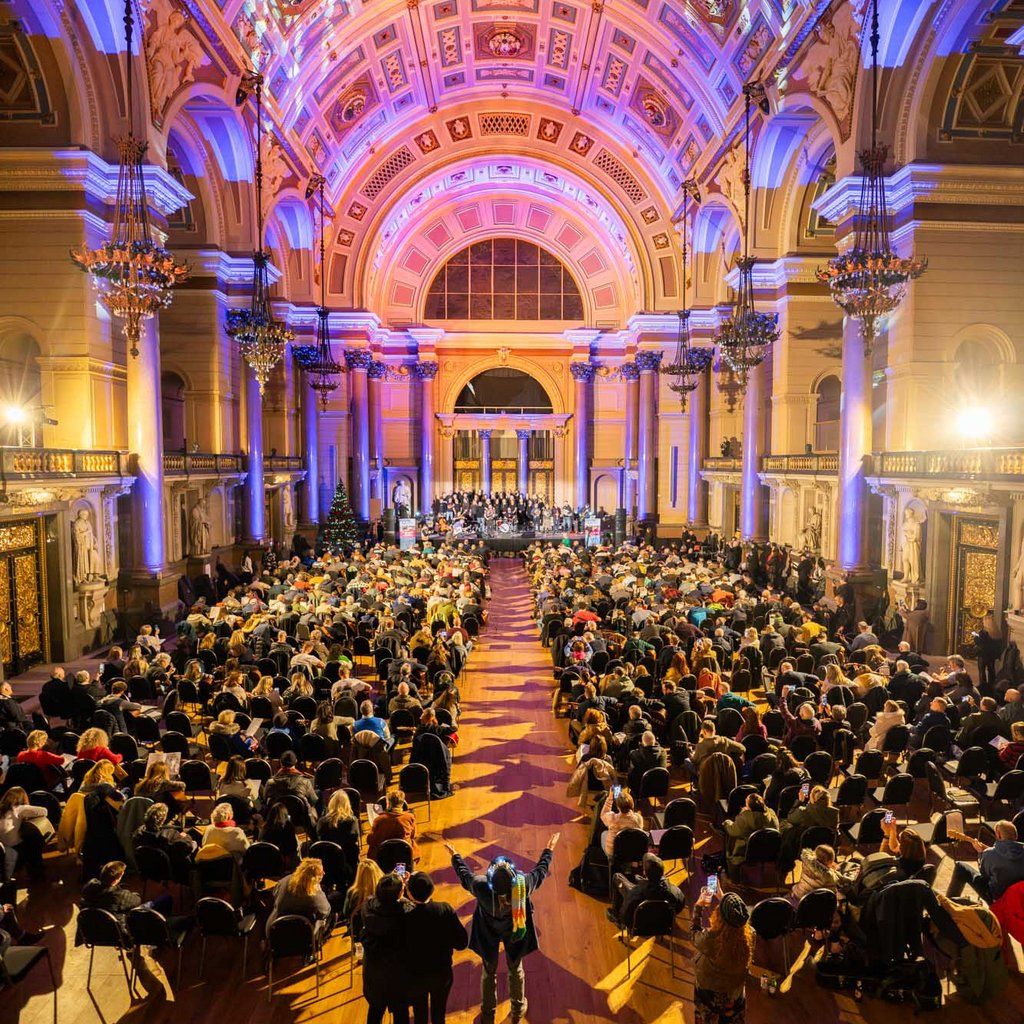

left=446, top=116, right=473, bottom=141
left=488, top=28, right=524, bottom=57
left=537, top=117, right=563, bottom=142
left=569, top=130, right=594, bottom=155
left=475, top=22, right=535, bottom=61
left=414, top=129, right=440, bottom=153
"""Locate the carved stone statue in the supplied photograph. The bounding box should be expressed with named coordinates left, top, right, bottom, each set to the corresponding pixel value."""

left=188, top=499, right=211, bottom=555
left=1011, top=530, right=1024, bottom=612
left=71, top=508, right=101, bottom=584
left=282, top=487, right=295, bottom=528
left=392, top=480, right=412, bottom=516
left=900, top=506, right=923, bottom=584
left=145, top=0, right=204, bottom=120
left=800, top=506, right=823, bottom=552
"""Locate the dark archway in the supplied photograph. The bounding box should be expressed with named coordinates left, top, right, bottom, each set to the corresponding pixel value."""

left=455, top=368, right=553, bottom=413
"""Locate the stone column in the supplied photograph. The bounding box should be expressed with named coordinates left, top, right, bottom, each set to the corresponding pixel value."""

left=367, top=360, right=386, bottom=504
left=123, top=319, right=172, bottom=603
left=837, top=316, right=874, bottom=572
left=687, top=363, right=710, bottom=527
left=621, top=361, right=639, bottom=511
left=740, top=359, right=769, bottom=541
left=414, top=361, right=438, bottom=513
left=479, top=429, right=493, bottom=496
left=301, top=373, right=320, bottom=526
left=570, top=361, right=595, bottom=508
left=636, top=351, right=663, bottom=524
left=242, top=366, right=266, bottom=543
left=345, top=350, right=372, bottom=521
left=517, top=429, right=531, bottom=494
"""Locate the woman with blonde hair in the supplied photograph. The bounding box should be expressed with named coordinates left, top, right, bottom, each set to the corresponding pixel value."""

left=15, top=729, right=66, bottom=787
left=208, top=708, right=257, bottom=756
left=865, top=698, right=906, bottom=752
left=343, top=858, right=385, bottom=960
left=315, top=788, right=360, bottom=875
left=692, top=891, right=754, bottom=1023
left=267, top=856, right=331, bottom=930
left=76, top=727, right=122, bottom=766
left=134, top=758, right=187, bottom=804
left=252, top=673, right=283, bottom=712
left=822, top=663, right=851, bottom=694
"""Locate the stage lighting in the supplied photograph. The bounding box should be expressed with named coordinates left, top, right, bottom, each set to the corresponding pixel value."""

left=235, top=70, right=262, bottom=107
left=2, top=403, right=27, bottom=426
left=305, top=173, right=326, bottom=201
left=743, top=81, right=771, bottom=115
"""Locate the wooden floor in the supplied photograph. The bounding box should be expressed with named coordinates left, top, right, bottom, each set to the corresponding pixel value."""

left=12, top=558, right=1024, bottom=1023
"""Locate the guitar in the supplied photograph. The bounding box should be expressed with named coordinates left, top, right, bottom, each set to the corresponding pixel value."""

left=947, top=827, right=986, bottom=852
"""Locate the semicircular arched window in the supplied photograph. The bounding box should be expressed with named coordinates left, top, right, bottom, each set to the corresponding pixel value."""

left=424, top=237, right=584, bottom=321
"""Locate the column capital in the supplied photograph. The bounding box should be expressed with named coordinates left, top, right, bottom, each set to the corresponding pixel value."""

left=516, top=428, right=532, bottom=441
left=635, top=350, right=664, bottom=373
left=345, top=349, right=374, bottom=372
left=620, top=361, right=640, bottom=381
left=367, top=360, right=388, bottom=380
left=479, top=429, right=493, bottom=441
left=570, top=361, right=597, bottom=383
left=412, top=360, right=439, bottom=381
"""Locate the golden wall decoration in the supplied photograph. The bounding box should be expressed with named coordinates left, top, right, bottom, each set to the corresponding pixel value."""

left=13, top=552, right=42, bottom=659
left=949, top=516, right=1000, bottom=653
left=0, top=560, right=10, bottom=666
left=0, top=522, right=36, bottom=553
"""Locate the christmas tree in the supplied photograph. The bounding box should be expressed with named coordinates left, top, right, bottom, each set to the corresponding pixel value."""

left=321, top=483, right=360, bottom=552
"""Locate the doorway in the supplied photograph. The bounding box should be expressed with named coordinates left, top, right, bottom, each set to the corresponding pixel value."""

left=947, top=516, right=999, bottom=656
left=0, top=518, right=48, bottom=675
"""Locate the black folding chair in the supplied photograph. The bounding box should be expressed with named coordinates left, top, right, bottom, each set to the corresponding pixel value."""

left=398, top=762, right=432, bottom=821
left=620, top=900, right=678, bottom=980
left=196, top=897, right=257, bottom=978
left=266, top=915, right=322, bottom=1002
left=0, top=942, right=57, bottom=1023
left=76, top=907, right=137, bottom=997
left=126, top=906, right=191, bottom=991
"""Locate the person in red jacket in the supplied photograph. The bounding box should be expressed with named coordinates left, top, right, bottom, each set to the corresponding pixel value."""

left=75, top=727, right=123, bottom=766
left=366, top=789, right=418, bottom=862
left=16, top=729, right=66, bottom=788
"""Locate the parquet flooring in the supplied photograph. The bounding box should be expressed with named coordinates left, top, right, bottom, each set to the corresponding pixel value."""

left=11, top=558, right=1024, bottom=1023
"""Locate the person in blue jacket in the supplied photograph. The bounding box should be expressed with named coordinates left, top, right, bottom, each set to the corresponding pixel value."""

left=443, top=832, right=559, bottom=1024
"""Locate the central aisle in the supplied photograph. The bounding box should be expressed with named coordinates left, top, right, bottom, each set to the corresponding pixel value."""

left=435, top=557, right=687, bottom=1024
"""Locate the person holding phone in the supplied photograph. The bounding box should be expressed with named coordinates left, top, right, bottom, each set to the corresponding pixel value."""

left=362, top=872, right=414, bottom=1024
left=598, top=787, right=645, bottom=857
left=724, top=792, right=778, bottom=870
left=444, top=832, right=558, bottom=1024
left=692, top=889, right=753, bottom=1024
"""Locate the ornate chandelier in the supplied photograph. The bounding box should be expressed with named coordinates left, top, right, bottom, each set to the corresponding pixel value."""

left=300, top=173, right=343, bottom=406
left=662, top=179, right=713, bottom=411
left=227, top=71, right=292, bottom=394
left=715, top=82, right=778, bottom=400
left=816, top=0, right=926, bottom=355
left=70, top=0, right=189, bottom=357
left=714, top=356, right=743, bottom=414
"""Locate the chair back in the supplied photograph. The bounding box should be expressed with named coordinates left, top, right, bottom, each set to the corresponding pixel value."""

left=881, top=724, right=910, bottom=754
left=1, top=761, right=45, bottom=794
left=744, top=828, right=782, bottom=865
left=747, top=752, right=776, bottom=785
left=126, top=906, right=171, bottom=947
left=921, top=725, right=951, bottom=754
left=630, top=900, right=674, bottom=938
left=314, top=758, right=345, bottom=791
left=906, top=748, right=935, bottom=779
left=955, top=746, right=988, bottom=781
left=399, top=762, right=430, bottom=797
left=749, top=896, right=794, bottom=940
left=853, top=808, right=887, bottom=846
left=639, top=767, right=670, bottom=800
left=800, top=825, right=837, bottom=851
left=334, top=697, right=359, bottom=720
left=881, top=772, right=914, bottom=806
left=348, top=758, right=382, bottom=796
left=307, top=840, right=349, bottom=891
left=196, top=896, right=240, bottom=936
left=834, top=774, right=868, bottom=808
left=245, top=757, right=273, bottom=781
left=375, top=838, right=414, bottom=874
left=208, top=732, right=235, bottom=763
left=993, top=769, right=1024, bottom=803
left=663, top=797, right=696, bottom=830
left=109, top=733, right=141, bottom=762
left=742, top=734, right=770, bottom=759
left=267, top=915, right=316, bottom=959
left=794, top=888, right=838, bottom=930
left=803, top=750, right=834, bottom=786
left=271, top=793, right=313, bottom=831
left=726, top=784, right=759, bottom=820
left=763, top=710, right=786, bottom=739
left=716, top=707, right=743, bottom=739
left=854, top=750, right=884, bottom=783
left=243, top=841, right=286, bottom=883
left=790, top=735, right=818, bottom=762
left=298, top=733, right=328, bottom=764
left=264, top=731, right=295, bottom=759
left=657, top=825, right=693, bottom=861
left=77, top=907, right=127, bottom=948
left=180, top=759, right=215, bottom=792
left=160, top=731, right=190, bottom=755
left=135, top=846, right=173, bottom=885
left=610, top=827, right=650, bottom=865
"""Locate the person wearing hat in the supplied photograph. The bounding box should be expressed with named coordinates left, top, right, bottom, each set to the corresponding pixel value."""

left=444, top=832, right=559, bottom=1024
left=692, top=888, right=753, bottom=1024
left=405, top=870, right=469, bottom=1024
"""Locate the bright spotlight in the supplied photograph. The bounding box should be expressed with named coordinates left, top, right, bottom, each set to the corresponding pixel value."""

left=2, top=404, right=27, bottom=426
left=955, top=405, right=995, bottom=441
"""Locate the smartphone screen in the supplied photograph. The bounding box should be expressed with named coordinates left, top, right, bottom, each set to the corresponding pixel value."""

left=883, top=810, right=894, bottom=825
left=395, top=863, right=407, bottom=878
left=800, top=783, right=810, bottom=799
left=612, top=785, right=622, bottom=799
left=706, top=873, right=718, bottom=894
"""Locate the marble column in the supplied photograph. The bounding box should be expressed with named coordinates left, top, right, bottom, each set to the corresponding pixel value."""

left=345, top=350, right=372, bottom=520
left=301, top=373, right=320, bottom=525
left=127, top=318, right=167, bottom=574
left=571, top=361, right=595, bottom=509
left=837, top=316, right=874, bottom=572
left=368, top=360, right=386, bottom=504
left=687, top=364, right=710, bottom=527
left=621, top=361, right=639, bottom=511
left=517, top=429, right=531, bottom=494
left=414, top=361, right=438, bottom=514
left=636, top=351, right=663, bottom=523
left=479, top=429, right=493, bottom=496
left=740, top=359, right=769, bottom=542
left=242, top=365, right=266, bottom=543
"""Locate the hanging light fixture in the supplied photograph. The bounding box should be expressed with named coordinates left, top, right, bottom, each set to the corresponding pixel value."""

left=227, top=71, right=293, bottom=394
left=815, top=0, right=926, bottom=355
left=662, top=179, right=713, bottom=411
left=70, top=0, right=190, bottom=357
left=301, top=173, right=344, bottom=406
left=714, top=356, right=743, bottom=414
left=715, top=81, right=778, bottom=399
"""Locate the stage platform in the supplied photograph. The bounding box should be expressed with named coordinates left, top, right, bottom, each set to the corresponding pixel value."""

left=428, top=531, right=584, bottom=552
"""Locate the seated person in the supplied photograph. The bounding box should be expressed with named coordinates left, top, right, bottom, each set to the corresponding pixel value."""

left=627, top=731, right=668, bottom=791
left=598, top=788, right=645, bottom=858
left=266, top=856, right=331, bottom=931
left=947, top=820, right=1024, bottom=903
left=789, top=844, right=840, bottom=905
left=608, top=853, right=685, bottom=928
left=201, top=801, right=250, bottom=858
left=724, top=792, right=778, bottom=869
left=208, top=709, right=258, bottom=757
left=366, top=789, right=418, bottom=862
left=15, top=729, right=67, bottom=789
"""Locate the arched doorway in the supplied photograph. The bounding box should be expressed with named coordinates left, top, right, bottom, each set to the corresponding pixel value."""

left=0, top=332, right=42, bottom=447
left=161, top=372, right=187, bottom=452
left=813, top=374, right=841, bottom=452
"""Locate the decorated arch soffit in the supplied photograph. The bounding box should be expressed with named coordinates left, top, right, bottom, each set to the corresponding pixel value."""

left=360, top=153, right=645, bottom=325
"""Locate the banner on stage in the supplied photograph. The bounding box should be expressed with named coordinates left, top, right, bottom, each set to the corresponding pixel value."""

left=398, top=518, right=417, bottom=550
left=584, top=517, right=601, bottom=548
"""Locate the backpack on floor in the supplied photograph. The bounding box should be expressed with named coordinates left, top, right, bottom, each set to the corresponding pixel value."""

left=568, top=845, right=610, bottom=897
left=878, top=958, right=943, bottom=1010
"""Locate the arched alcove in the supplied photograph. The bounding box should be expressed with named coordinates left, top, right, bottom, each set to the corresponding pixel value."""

left=0, top=331, right=42, bottom=446
left=813, top=374, right=841, bottom=452
left=454, top=369, right=554, bottom=414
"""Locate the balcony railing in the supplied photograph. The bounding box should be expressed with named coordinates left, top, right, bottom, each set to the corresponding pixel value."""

left=0, top=446, right=128, bottom=479
left=702, top=457, right=742, bottom=472
left=266, top=454, right=304, bottom=472
left=162, top=453, right=244, bottom=476
left=762, top=453, right=839, bottom=474
left=874, top=448, right=1024, bottom=479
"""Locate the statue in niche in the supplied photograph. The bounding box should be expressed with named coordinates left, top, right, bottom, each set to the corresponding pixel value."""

left=72, top=508, right=101, bottom=584
left=900, top=506, right=923, bottom=584
left=392, top=480, right=412, bottom=518
left=1011, top=531, right=1024, bottom=612
left=188, top=498, right=211, bottom=555
left=282, top=487, right=295, bottom=528
left=800, top=506, right=823, bottom=552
